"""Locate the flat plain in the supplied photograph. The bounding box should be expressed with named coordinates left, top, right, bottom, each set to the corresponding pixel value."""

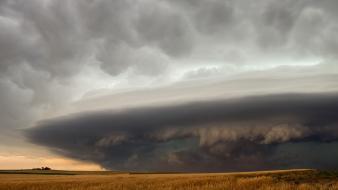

left=1, top=169, right=338, bottom=190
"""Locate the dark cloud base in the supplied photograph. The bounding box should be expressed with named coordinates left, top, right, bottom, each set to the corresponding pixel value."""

left=26, top=93, right=338, bottom=172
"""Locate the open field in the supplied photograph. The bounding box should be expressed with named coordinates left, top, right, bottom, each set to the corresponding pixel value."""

left=1, top=169, right=338, bottom=190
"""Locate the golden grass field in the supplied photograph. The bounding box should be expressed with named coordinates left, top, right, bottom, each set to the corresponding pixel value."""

left=1, top=169, right=338, bottom=190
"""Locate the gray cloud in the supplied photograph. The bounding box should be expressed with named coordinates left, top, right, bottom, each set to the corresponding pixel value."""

left=26, top=93, right=338, bottom=171
left=0, top=0, right=190, bottom=137
left=0, top=0, right=338, bottom=170
left=0, top=0, right=338, bottom=93
left=1, top=0, right=338, bottom=79
left=134, top=2, right=194, bottom=57
left=193, top=0, right=235, bottom=35
left=256, top=0, right=304, bottom=49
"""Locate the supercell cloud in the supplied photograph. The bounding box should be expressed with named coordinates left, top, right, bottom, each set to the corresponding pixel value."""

left=27, top=93, right=338, bottom=171
left=0, top=0, right=338, bottom=171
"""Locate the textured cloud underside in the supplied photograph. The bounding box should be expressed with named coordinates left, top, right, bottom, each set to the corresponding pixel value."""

left=27, top=93, right=338, bottom=172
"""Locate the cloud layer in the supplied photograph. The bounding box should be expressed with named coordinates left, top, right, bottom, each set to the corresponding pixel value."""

left=1, top=0, right=338, bottom=133
left=27, top=93, right=338, bottom=171
left=1, top=0, right=338, bottom=170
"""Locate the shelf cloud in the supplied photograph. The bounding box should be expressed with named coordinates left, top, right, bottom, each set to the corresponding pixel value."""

left=1, top=0, right=338, bottom=171
left=27, top=93, right=338, bottom=171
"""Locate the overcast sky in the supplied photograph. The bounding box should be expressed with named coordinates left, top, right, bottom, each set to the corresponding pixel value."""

left=1, top=0, right=338, bottom=171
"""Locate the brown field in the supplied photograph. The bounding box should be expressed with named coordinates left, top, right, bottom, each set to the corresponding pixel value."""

left=1, top=169, right=338, bottom=190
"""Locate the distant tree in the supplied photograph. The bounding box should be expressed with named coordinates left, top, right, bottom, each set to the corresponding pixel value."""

left=42, top=167, right=51, bottom=170
left=33, top=167, right=51, bottom=170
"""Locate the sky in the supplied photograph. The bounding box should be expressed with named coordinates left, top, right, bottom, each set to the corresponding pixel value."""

left=1, top=0, right=338, bottom=172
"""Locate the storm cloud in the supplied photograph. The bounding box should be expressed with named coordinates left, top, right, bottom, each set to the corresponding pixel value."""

left=1, top=0, right=338, bottom=171
left=1, top=0, right=338, bottom=131
left=26, top=93, right=338, bottom=171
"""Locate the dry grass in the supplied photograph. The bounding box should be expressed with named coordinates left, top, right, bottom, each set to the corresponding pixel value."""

left=1, top=169, right=338, bottom=190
